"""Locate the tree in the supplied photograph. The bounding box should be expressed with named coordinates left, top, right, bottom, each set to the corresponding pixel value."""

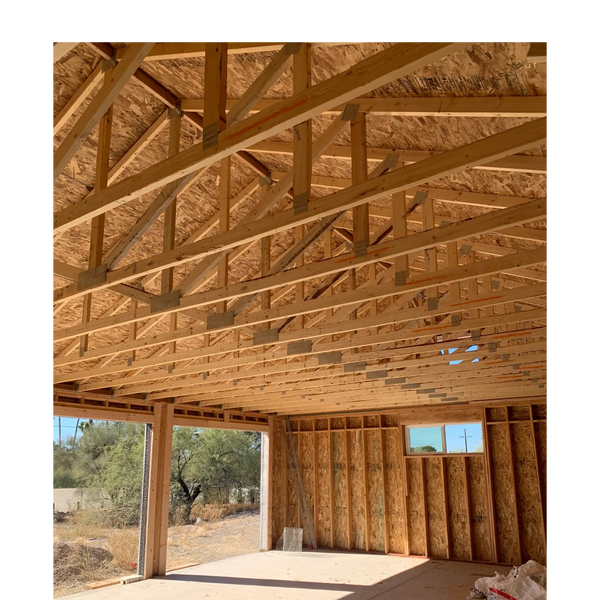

left=170, top=428, right=261, bottom=522
left=412, top=445, right=438, bottom=453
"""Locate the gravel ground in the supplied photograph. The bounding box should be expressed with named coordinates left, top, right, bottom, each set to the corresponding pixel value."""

left=53, top=511, right=260, bottom=598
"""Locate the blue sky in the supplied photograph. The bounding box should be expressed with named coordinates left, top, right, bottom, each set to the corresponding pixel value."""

left=442, top=345, right=479, bottom=365
left=53, top=416, right=82, bottom=444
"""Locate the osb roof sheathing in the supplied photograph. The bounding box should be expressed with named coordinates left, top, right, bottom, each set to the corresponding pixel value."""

left=53, top=43, right=546, bottom=408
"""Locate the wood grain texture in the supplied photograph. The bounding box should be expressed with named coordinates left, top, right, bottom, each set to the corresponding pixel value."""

left=406, top=458, right=426, bottom=556
left=382, top=428, right=406, bottom=553
left=332, top=431, right=349, bottom=548
left=488, top=423, right=521, bottom=564
left=511, top=422, right=546, bottom=563
left=365, top=429, right=385, bottom=551
left=424, top=458, right=447, bottom=558
left=466, top=456, right=493, bottom=562
left=446, top=457, right=471, bottom=560
left=315, top=431, right=332, bottom=547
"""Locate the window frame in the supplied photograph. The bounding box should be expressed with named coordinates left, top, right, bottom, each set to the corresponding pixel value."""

left=405, top=421, right=484, bottom=456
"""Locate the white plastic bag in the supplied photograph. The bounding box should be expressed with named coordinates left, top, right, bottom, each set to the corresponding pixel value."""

left=489, top=576, right=546, bottom=600
left=467, top=560, right=546, bottom=600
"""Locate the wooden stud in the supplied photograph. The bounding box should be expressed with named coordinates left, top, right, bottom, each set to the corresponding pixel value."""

left=361, top=417, right=370, bottom=551
left=328, top=421, right=335, bottom=548
left=421, top=457, right=429, bottom=556
left=79, top=102, right=113, bottom=355
left=463, top=455, right=474, bottom=561
left=506, top=412, right=523, bottom=564
left=482, top=408, right=499, bottom=563
left=345, top=429, right=352, bottom=548
left=379, top=416, right=390, bottom=554
left=529, top=405, right=546, bottom=541
left=399, top=422, right=410, bottom=555
left=441, top=456, right=451, bottom=559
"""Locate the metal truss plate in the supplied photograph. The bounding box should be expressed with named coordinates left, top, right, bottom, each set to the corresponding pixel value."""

left=427, top=297, right=439, bottom=311
left=401, top=382, right=421, bottom=389
left=471, top=329, right=481, bottom=341
left=202, top=121, right=219, bottom=150
left=344, top=361, right=366, bottom=372
left=293, top=192, right=308, bottom=215
left=459, top=244, right=472, bottom=258
left=366, top=369, right=388, bottom=380
left=354, top=238, right=367, bottom=258
left=394, top=270, right=407, bottom=286
left=341, top=104, right=360, bottom=122
left=451, top=313, right=462, bottom=327
left=385, top=377, right=405, bottom=386
left=77, top=264, right=107, bottom=292
left=414, top=190, right=428, bottom=205
left=253, top=328, right=280, bottom=345
left=206, top=309, right=234, bottom=330
left=318, top=351, right=342, bottom=365
left=150, top=289, right=181, bottom=314
left=287, top=340, right=312, bottom=355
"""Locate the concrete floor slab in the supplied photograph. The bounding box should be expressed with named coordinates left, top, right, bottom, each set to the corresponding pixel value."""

left=63, top=550, right=508, bottom=600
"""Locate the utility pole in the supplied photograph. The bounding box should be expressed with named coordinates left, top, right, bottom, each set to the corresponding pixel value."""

left=58, top=417, right=62, bottom=447
left=459, top=428, right=472, bottom=453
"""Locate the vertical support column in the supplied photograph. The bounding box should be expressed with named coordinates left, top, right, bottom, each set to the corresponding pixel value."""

left=163, top=108, right=181, bottom=367
left=398, top=421, right=410, bottom=555
left=293, top=43, right=311, bottom=334
left=328, top=419, right=335, bottom=549
left=260, top=416, right=274, bottom=551
left=379, top=416, right=390, bottom=554
left=440, top=456, right=451, bottom=559
left=204, top=43, right=230, bottom=315
left=482, top=408, right=499, bottom=563
left=137, top=423, right=152, bottom=577
left=361, top=418, right=370, bottom=551
left=313, top=421, right=319, bottom=546
left=421, top=457, right=429, bottom=557
left=505, top=411, right=523, bottom=564
left=422, top=195, right=438, bottom=323
left=345, top=428, right=352, bottom=548
left=392, top=187, right=408, bottom=343
left=463, top=456, right=474, bottom=561
left=79, top=100, right=113, bottom=355
left=529, top=405, right=546, bottom=544
left=467, top=251, right=479, bottom=320
left=143, top=401, right=174, bottom=578
left=446, top=241, right=461, bottom=302
left=351, top=111, right=368, bottom=329
left=217, top=155, right=231, bottom=314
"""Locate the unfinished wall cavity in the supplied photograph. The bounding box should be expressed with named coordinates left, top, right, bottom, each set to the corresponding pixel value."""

left=271, top=403, right=546, bottom=566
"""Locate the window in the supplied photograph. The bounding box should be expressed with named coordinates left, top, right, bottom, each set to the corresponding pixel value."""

left=406, top=422, right=484, bottom=455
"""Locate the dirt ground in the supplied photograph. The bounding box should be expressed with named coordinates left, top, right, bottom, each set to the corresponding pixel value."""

left=53, top=510, right=260, bottom=598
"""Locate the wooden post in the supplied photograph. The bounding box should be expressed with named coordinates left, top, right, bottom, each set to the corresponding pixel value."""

left=398, top=421, right=410, bottom=555
left=260, top=415, right=274, bottom=550
left=345, top=428, right=352, bottom=548
left=421, top=457, right=429, bottom=557
left=529, top=405, right=546, bottom=542
left=313, top=422, right=318, bottom=546
left=482, top=408, right=499, bottom=563
left=143, top=401, right=174, bottom=578
left=379, top=416, right=390, bottom=554
left=328, top=419, right=335, bottom=548
left=361, top=418, right=370, bottom=551
left=79, top=102, right=113, bottom=355
left=463, top=456, right=474, bottom=561
left=441, top=456, right=451, bottom=559
left=506, top=412, right=523, bottom=564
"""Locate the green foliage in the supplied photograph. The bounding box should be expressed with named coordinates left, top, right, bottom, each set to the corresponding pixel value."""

left=411, top=445, right=438, bottom=453
left=53, top=421, right=262, bottom=526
